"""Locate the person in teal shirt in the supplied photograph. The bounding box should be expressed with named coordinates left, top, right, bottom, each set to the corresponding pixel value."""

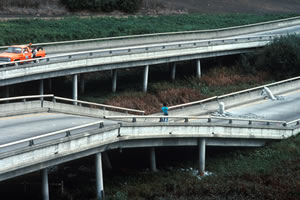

left=161, top=103, right=169, bottom=122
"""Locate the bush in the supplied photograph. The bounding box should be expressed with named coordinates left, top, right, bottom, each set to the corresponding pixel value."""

left=242, top=35, right=300, bottom=80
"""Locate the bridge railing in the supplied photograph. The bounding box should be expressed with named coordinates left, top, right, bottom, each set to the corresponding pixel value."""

left=0, top=35, right=273, bottom=68
left=169, top=76, right=300, bottom=111
left=53, top=96, right=145, bottom=115
left=104, top=115, right=289, bottom=127
left=0, top=94, right=145, bottom=115
left=0, top=120, right=104, bottom=150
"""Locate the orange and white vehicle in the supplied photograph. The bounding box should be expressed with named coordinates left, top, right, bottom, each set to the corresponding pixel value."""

left=0, top=44, right=46, bottom=64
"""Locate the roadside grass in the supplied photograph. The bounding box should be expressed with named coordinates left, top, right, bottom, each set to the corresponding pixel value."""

left=0, top=13, right=297, bottom=46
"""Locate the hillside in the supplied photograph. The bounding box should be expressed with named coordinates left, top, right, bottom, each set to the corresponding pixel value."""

left=0, top=0, right=300, bottom=17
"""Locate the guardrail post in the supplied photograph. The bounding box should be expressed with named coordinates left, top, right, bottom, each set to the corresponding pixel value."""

left=132, top=117, right=136, bottom=123
left=208, top=118, right=211, bottom=123
left=248, top=120, right=252, bottom=125
left=66, top=131, right=71, bottom=137
left=99, top=122, right=104, bottom=128
left=29, top=140, right=34, bottom=146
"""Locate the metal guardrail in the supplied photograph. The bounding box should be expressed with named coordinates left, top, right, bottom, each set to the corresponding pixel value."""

left=0, top=120, right=104, bottom=149
left=169, top=76, right=300, bottom=111
left=104, top=115, right=290, bottom=127
left=0, top=35, right=273, bottom=68
left=0, top=94, right=145, bottom=115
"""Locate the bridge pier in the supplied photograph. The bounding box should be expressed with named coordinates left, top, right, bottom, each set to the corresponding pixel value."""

left=42, top=168, right=49, bottom=200
left=40, top=80, right=44, bottom=101
left=198, top=138, right=206, bottom=176
left=95, top=153, right=104, bottom=200
left=196, top=59, right=201, bottom=78
left=149, top=147, right=157, bottom=172
left=171, top=63, right=176, bottom=81
left=80, top=74, right=85, bottom=94
left=73, top=74, right=78, bottom=105
left=143, top=65, right=149, bottom=92
left=112, top=69, right=117, bottom=93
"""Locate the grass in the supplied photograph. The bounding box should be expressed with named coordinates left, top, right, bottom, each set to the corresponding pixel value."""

left=0, top=13, right=298, bottom=46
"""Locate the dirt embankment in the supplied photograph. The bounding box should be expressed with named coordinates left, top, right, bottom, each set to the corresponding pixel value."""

left=0, top=0, right=300, bottom=18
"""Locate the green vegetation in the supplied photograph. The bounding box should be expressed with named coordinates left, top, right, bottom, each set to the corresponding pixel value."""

left=241, top=34, right=300, bottom=80
left=0, top=14, right=297, bottom=46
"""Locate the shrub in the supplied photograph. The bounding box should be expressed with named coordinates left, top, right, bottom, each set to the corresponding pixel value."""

left=242, top=35, right=300, bottom=80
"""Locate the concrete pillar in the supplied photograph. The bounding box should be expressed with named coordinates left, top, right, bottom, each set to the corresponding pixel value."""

left=149, top=147, right=157, bottom=172
left=80, top=74, right=85, bottom=94
left=96, top=153, right=104, bottom=200
left=73, top=74, right=78, bottom=105
left=112, top=69, right=117, bottom=93
left=143, top=65, right=149, bottom=92
left=198, top=139, right=206, bottom=176
left=48, top=79, right=52, bottom=92
left=40, top=79, right=44, bottom=101
left=42, top=168, right=49, bottom=200
left=171, top=63, right=176, bottom=81
left=196, top=59, right=201, bottom=78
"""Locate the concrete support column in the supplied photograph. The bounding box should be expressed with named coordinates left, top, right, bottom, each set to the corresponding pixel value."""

left=143, top=65, right=149, bottom=92
left=96, top=153, right=104, bottom=200
left=40, top=79, right=44, bottom=101
left=196, top=59, right=201, bottom=78
left=198, top=138, right=206, bottom=176
left=48, top=79, right=52, bottom=92
left=112, top=69, right=117, bottom=93
left=73, top=74, right=78, bottom=105
left=42, top=168, right=49, bottom=200
left=80, top=74, right=85, bottom=94
left=171, top=63, right=176, bottom=81
left=149, top=147, right=157, bottom=172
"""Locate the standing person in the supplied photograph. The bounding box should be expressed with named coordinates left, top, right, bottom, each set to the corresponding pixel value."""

left=161, top=103, right=169, bottom=122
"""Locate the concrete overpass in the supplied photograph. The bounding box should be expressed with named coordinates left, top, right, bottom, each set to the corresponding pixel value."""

left=1, top=76, right=300, bottom=200
left=1, top=17, right=300, bottom=100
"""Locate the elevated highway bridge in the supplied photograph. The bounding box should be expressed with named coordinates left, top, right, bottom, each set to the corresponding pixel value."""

left=1, top=17, right=300, bottom=200
left=0, top=76, right=300, bottom=200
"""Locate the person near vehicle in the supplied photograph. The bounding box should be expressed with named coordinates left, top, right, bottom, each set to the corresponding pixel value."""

left=161, top=103, right=169, bottom=122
